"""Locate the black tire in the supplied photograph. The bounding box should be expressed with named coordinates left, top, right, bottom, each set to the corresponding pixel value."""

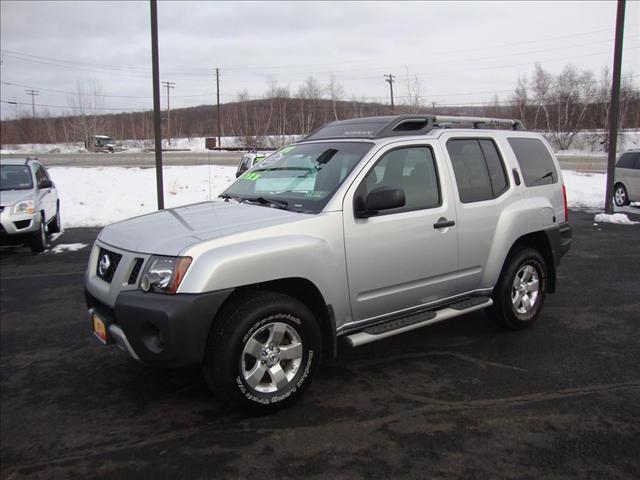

left=614, top=183, right=630, bottom=207
left=48, top=202, right=61, bottom=234
left=30, top=215, right=47, bottom=253
left=203, top=291, right=321, bottom=414
left=491, top=248, right=547, bottom=330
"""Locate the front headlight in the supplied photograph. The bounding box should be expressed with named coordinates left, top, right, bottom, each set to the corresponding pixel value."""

left=139, top=255, right=192, bottom=294
left=13, top=200, right=35, bottom=215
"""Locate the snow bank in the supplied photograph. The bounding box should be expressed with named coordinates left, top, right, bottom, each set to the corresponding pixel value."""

left=562, top=171, right=606, bottom=209
left=593, top=213, right=638, bottom=225
left=48, top=165, right=236, bottom=228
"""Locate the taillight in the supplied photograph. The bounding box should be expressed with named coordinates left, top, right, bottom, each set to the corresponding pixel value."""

left=562, top=184, right=568, bottom=222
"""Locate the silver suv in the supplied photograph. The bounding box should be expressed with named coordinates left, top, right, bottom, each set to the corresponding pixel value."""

left=85, top=115, right=572, bottom=413
left=0, top=158, right=61, bottom=252
left=613, top=149, right=640, bottom=207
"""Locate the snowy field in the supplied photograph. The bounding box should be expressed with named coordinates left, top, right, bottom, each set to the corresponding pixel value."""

left=44, top=166, right=638, bottom=229
left=49, top=165, right=236, bottom=227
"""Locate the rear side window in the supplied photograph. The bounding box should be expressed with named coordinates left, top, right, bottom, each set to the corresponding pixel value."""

left=446, top=139, right=509, bottom=203
left=616, top=152, right=637, bottom=169
left=508, top=138, right=558, bottom=186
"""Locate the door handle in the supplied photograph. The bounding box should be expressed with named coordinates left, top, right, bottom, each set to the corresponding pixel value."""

left=433, top=218, right=455, bottom=229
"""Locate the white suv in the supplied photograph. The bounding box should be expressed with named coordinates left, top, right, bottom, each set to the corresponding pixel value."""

left=0, top=158, right=61, bottom=252
left=85, top=115, right=571, bottom=413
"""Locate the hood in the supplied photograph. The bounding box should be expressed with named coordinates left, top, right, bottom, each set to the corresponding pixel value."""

left=0, top=189, right=34, bottom=207
left=98, top=200, right=304, bottom=256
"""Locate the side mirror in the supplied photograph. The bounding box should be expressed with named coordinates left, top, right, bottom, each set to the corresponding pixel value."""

left=356, top=186, right=405, bottom=218
left=39, top=179, right=53, bottom=189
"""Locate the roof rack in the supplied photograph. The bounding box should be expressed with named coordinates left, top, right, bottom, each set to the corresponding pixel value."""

left=303, top=114, right=524, bottom=141
left=433, top=116, right=524, bottom=130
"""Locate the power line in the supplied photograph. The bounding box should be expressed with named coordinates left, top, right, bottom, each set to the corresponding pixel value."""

left=1, top=26, right=638, bottom=79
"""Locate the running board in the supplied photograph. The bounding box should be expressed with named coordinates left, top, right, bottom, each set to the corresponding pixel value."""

left=344, top=297, right=493, bottom=347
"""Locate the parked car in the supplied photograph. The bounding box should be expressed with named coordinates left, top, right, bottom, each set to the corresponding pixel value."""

left=85, top=135, right=123, bottom=153
left=613, top=149, right=640, bottom=206
left=0, top=158, right=61, bottom=252
left=85, top=115, right=572, bottom=413
left=235, top=152, right=270, bottom=178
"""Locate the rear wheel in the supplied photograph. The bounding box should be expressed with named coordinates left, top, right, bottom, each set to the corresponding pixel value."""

left=614, top=183, right=630, bottom=207
left=203, top=291, right=321, bottom=414
left=491, top=248, right=547, bottom=330
left=30, top=215, right=47, bottom=253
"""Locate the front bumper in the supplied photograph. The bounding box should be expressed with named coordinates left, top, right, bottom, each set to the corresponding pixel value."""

left=0, top=209, right=40, bottom=239
left=86, top=288, right=233, bottom=367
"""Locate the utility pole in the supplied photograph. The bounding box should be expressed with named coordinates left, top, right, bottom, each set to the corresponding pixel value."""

left=150, top=0, right=164, bottom=210
left=216, top=68, right=221, bottom=148
left=25, top=89, right=39, bottom=118
left=604, top=0, right=626, bottom=215
left=162, top=80, right=175, bottom=145
left=384, top=74, right=395, bottom=113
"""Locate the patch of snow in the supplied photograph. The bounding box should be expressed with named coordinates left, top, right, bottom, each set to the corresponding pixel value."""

left=593, top=213, right=639, bottom=225
left=50, top=243, right=88, bottom=253
left=49, top=231, right=65, bottom=242
left=47, top=165, right=236, bottom=227
left=562, top=171, right=605, bottom=209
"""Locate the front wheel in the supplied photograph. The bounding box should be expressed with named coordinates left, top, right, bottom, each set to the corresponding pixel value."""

left=614, top=183, right=629, bottom=207
left=203, top=291, right=321, bottom=414
left=48, top=202, right=61, bottom=234
left=30, top=216, right=47, bottom=253
left=491, top=248, right=547, bottom=330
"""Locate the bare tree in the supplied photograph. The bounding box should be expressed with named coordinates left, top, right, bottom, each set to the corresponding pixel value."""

left=546, top=64, right=596, bottom=150
left=296, top=76, right=323, bottom=134
left=511, top=75, right=529, bottom=127
left=326, top=74, right=345, bottom=121
left=402, top=69, right=424, bottom=113
left=531, top=63, right=553, bottom=131
left=67, top=79, right=107, bottom=143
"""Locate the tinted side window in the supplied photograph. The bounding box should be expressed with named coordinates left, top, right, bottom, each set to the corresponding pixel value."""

left=479, top=140, right=508, bottom=196
left=447, top=139, right=493, bottom=203
left=617, top=152, right=636, bottom=169
left=635, top=154, right=640, bottom=170
left=508, top=138, right=558, bottom=186
left=362, top=146, right=440, bottom=213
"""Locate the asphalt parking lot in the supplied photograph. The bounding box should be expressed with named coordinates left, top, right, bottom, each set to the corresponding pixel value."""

left=1, top=210, right=639, bottom=479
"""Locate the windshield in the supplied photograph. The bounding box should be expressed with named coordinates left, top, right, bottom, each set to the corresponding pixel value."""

left=0, top=165, right=34, bottom=191
left=222, top=142, right=373, bottom=213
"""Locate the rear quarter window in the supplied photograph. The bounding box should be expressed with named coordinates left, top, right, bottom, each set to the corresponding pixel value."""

left=616, top=152, right=637, bottom=169
left=508, top=138, right=558, bottom=187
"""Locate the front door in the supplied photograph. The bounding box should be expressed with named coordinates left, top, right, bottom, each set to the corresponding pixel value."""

left=342, top=143, right=459, bottom=325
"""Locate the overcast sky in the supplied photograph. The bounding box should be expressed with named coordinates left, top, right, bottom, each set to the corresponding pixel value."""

left=1, top=1, right=639, bottom=120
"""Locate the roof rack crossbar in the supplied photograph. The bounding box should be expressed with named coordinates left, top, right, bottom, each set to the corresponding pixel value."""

left=433, top=116, right=524, bottom=131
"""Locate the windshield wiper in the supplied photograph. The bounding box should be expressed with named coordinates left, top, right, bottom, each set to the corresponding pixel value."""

left=243, top=196, right=290, bottom=210
left=218, top=193, right=241, bottom=202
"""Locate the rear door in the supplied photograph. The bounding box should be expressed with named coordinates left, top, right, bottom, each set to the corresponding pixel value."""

left=342, top=141, right=459, bottom=324
left=441, top=135, right=514, bottom=293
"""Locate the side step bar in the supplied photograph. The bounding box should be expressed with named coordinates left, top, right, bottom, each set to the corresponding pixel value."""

left=344, top=297, right=493, bottom=347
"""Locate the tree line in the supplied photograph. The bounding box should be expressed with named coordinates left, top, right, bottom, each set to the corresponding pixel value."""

left=1, top=63, right=638, bottom=150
